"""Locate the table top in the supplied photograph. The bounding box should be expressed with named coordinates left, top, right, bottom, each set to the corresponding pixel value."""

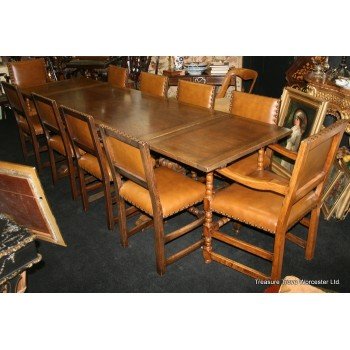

left=23, top=78, right=290, bottom=172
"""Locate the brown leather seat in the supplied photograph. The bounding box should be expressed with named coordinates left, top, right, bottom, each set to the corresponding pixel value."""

left=107, top=65, right=128, bottom=88
left=216, top=91, right=280, bottom=179
left=177, top=80, right=215, bottom=109
left=60, top=105, right=116, bottom=230
left=209, top=120, right=348, bottom=281
left=139, top=72, right=169, bottom=98
left=2, top=82, right=46, bottom=172
left=100, top=125, right=206, bottom=275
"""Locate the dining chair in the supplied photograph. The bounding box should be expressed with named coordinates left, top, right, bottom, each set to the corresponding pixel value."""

left=216, top=67, right=258, bottom=98
left=208, top=120, right=348, bottom=281
left=60, top=106, right=116, bottom=230
left=214, top=68, right=258, bottom=112
left=32, top=93, right=79, bottom=200
left=7, top=58, right=50, bottom=88
left=139, top=72, right=169, bottom=98
left=7, top=58, right=53, bottom=127
left=107, top=65, right=128, bottom=88
left=2, top=82, right=47, bottom=172
left=177, top=80, right=215, bottom=109
left=216, top=91, right=280, bottom=179
left=100, top=125, right=206, bottom=275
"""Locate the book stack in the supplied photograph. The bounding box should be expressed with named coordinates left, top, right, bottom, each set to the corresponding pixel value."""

left=209, top=62, right=230, bottom=76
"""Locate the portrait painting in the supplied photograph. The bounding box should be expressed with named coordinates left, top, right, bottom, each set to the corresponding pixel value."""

left=272, top=87, right=329, bottom=176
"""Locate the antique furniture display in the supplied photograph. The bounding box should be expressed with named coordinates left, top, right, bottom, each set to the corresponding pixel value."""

left=60, top=106, right=115, bottom=230
left=208, top=120, right=347, bottom=280
left=107, top=65, right=128, bottom=88
left=21, top=78, right=291, bottom=273
left=139, top=72, right=169, bottom=98
left=32, top=93, right=79, bottom=199
left=100, top=126, right=205, bottom=275
left=2, top=82, right=47, bottom=172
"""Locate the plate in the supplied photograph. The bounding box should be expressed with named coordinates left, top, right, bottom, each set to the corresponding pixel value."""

left=335, top=78, right=350, bottom=88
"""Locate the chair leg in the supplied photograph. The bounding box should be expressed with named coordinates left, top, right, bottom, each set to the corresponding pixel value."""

left=67, top=156, right=79, bottom=200
left=305, top=206, right=320, bottom=260
left=271, top=228, right=287, bottom=280
left=117, top=196, right=128, bottom=247
left=18, top=128, right=30, bottom=162
left=153, top=215, right=166, bottom=276
left=103, top=179, right=114, bottom=230
left=48, top=146, right=58, bottom=185
left=77, top=167, right=89, bottom=212
left=31, top=133, right=43, bottom=173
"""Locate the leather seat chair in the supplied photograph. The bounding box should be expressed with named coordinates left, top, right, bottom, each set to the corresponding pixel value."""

left=60, top=106, right=116, bottom=230
left=208, top=120, right=348, bottom=281
left=139, top=72, right=169, bottom=98
left=160, top=80, right=216, bottom=178
left=177, top=80, right=215, bottom=109
left=2, top=82, right=47, bottom=171
left=214, top=67, right=258, bottom=113
left=8, top=58, right=49, bottom=88
left=217, top=91, right=280, bottom=178
left=100, top=125, right=206, bottom=275
left=107, top=65, right=128, bottom=88
left=32, top=93, right=79, bottom=200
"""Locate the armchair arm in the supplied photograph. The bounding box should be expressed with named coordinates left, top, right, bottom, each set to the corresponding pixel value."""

left=268, top=143, right=297, bottom=161
left=221, top=170, right=289, bottom=195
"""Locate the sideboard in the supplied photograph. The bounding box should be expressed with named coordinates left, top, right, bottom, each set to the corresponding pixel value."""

left=164, top=72, right=235, bottom=87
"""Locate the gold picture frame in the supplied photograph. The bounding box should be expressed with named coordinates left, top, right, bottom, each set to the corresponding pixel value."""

left=321, top=160, right=350, bottom=220
left=272, top=87, right=329, bottom=177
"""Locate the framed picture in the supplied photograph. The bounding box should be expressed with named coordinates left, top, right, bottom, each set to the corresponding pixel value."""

left=272, top=87, right=329, bottom=176
left=321, top=160, right=350, bottom=220
left=0, top=161, right=66, bottom=246
left=334, top=159, right=350, bottom=220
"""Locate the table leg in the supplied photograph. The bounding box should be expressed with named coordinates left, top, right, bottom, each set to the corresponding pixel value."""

left=257, top=148, right=264, bottom=171
left=203, top=171, right=213, bottom=263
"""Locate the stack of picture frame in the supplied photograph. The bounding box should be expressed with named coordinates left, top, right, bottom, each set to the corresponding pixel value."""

left=322, top=158, right=350, bottom=220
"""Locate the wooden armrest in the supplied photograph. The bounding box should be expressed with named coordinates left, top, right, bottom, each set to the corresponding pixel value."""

left=268, top=143, right=297, bottom=161
left=223, top=170, right=289, bottom=195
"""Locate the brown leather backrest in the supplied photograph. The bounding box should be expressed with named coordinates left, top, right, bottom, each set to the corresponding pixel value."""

left=33, top=96, right=59, bottom=131
left=290, top=120, right=348, bottom=202
left=107, top=65, right=128, bottom=88
left=61, top=108, right=95, bottom=151
left=177, top=80, right=215, bottom=109
left=104, top=135, right=146, bottom=180
left=230, top=91, right=280, bottom=125
left=139, top=72, right=168, bottom=98
left=8, top=58, right=48, bottom=88
left=1, top=82, right=25, bottom=116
